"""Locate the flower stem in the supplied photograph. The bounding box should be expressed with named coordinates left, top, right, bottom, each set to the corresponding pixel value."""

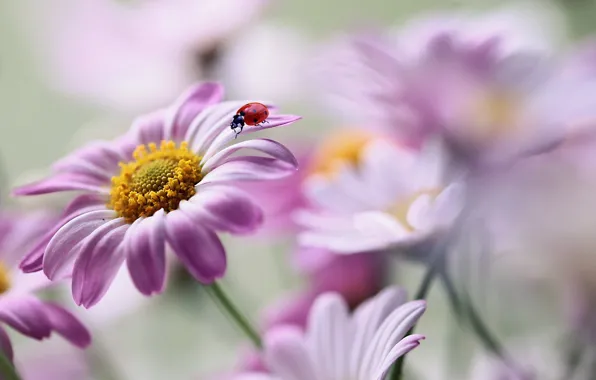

left=0, top=351, right=20, bottom=380
left=208, top=281, right=262, bottom=349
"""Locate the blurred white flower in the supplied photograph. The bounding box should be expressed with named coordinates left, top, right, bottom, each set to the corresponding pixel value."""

left=19, top=0, right=268, bottom=112
left=297, top=136, right=463, bottom=253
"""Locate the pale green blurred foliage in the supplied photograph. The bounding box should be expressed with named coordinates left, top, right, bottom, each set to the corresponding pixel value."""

left=0, top=0, right=593, bottom=379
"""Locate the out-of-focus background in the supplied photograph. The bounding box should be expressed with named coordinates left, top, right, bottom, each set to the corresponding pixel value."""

left=2, top=0, right=596, bottom=379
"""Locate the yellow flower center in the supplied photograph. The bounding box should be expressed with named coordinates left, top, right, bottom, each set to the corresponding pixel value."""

left=108, top=140, right=202, bottom=223
left=388, top=188, right=442, bottom=231
left=309, top=130, right=375, bottom=177
left=466, top=89, right=521, bottom=140
left=0, top=262, right=11, bottom=294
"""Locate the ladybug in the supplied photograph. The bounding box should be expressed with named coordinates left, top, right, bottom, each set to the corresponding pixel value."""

left=230, top=102, right=270, bottom=138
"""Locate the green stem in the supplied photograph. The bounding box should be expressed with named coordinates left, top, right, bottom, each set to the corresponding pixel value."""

left=208, top=281, right=262, bottom=349
left=0, top=351, right=20, bottom=380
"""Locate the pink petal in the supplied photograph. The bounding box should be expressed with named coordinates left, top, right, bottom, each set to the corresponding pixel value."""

left=187, top=100, right=264, bottom=154
left=125, top=210, right=167, bottom=295
left=72, top=222, right=128, bottom=308
left=200, top=156, right=297, bottom=186
left=164, top=82, right=225, bottom=141
left=165, top=210, right=226, bottom=284
left=263, top=326, right=317, bottom=380
left=373, top=334, right=425, bottom=380
left=0, top=326, right=13, bottom=362
left=21, top=195, right=106, bottom=273
left=52, top=141, right=124, bottom=180
left=44, top=210, right=117, bottom=280
left=130, top=109, right=166, bottom=145
left=0, top=296, right=52, bottom=340
left=42, top=302, right=91, bottom=348
left=13, top=172, right=108, bottom=196
left=201, top=138, right=298, bottom=173
left=203, top=114, right=302, bottom=159
left=179, top=188, right=263, bottom=234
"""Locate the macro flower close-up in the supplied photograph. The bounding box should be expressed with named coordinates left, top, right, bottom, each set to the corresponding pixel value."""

left=14, top=82, right=300, bottom=308
left=4, top=0, right=596, bottom=379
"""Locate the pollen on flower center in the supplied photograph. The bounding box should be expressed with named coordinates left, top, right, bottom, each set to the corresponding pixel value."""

left=467, top=89, right=521, bottom=139
left=108, top=140, right=202, bottom=223
left=388, top=188, right=441, bottom=231
left=309, top=130, right=374, bottom=177
left=0, top=262, right=11, bottom=294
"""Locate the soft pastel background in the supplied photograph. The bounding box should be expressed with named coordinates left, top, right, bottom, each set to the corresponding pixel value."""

left=1, top=0, right=595, bottom=379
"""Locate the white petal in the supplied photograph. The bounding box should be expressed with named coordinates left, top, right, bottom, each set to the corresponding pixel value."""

left=350, top=286, right=408, bottom=378
left=306, top=293, right=353, bottom=380
left=264, top=327, right=319, bottom=380
left=406, top=194, right=434, bottom=231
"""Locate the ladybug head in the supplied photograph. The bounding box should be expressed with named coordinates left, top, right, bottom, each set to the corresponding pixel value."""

left=238, top=111, right=246, bottom=116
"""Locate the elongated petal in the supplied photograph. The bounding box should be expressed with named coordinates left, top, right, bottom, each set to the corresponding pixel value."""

left=200, top=157, right=297, bottom=186
left=187, top=100, right=274, bottom=155
left=52, top=141, right=124, bottom=180
left=164, top=82, right=225, bottom=141
left=201, top=138, right=297, bottom=172
left=264, top=326, right=318, bottom=380
left=21, top=195, right=106, bottom=273
left=204, top=114, right=302, bottom=159
left=72, top=222, right=127, bottom=308
left=0, top=327, right=13, bottom=362
left=130, top=109, right=166, bottom=145
left=0, top=296, right=52, bottom=340
left=44, top=210, right=117, bottom=280
left=42, top=303, right=91, bottom=348
left=350, top=286, right=408, bottom=377
left=373, top=334, right=425, bottom=380
left=359, top=300, right=426, bottom=379
left=13, top=173, right=108, bottom=196
left=180, top=188, right=263, bottom=234
left=125, top=210, right=167, bottom=295
left=306, top=293, right=352, bottom=380
left=165, top=210, right=226, bottom=283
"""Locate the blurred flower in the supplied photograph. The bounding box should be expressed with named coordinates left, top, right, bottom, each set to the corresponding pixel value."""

left=16, top=337, right=90, bottom=380
left=233, top=286, right=426, bottom=380
left=219, top=22, right=313, bottom=103
left=313, top=5, right=596, bottom=167
left=14, top=82, right=300, bottom=308
left=0, top=210, right=91, bottom=360
left=297, top=137, right=462, bottom=253
left=264, top=248, right=386, bottom=330
left=239, top=144, right=314, bottom=238
left=22, top=0, right=268, bottom=112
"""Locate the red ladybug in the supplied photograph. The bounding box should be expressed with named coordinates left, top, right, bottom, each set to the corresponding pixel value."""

left=229, top=102, right=270, bottom=138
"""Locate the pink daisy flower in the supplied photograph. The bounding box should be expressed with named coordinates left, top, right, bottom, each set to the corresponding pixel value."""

left=313, top=7, right=596, bottom=167
left=233, top=286, right=426, bottom=380
left=0, top=211, right=91, bottom=360
left=14, top=82, right=301, bottom=308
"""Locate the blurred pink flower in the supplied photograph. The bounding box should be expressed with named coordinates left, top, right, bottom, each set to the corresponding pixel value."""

left=313, top=6, right=596, bottom=167
left=23, top=0, right=268, bottom=112
left=16, top=338, right=90, bottom=380
left=233, top=287, right=426, bottom=380
left=14, top=82, right=300, bottom=308
left=297, top=138, right=462, bottom=253
left=0, top=210, right=91, bottom=360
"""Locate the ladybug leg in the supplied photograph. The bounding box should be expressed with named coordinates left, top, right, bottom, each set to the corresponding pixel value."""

left=234, top=125, right=243, bottom=139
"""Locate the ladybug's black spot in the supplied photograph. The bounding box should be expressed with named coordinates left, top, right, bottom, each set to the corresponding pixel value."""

left=265, top=110, right=269, bottom=116
left=252, top=109, right=257, bottom=113
left=253, top=118, right=258, bottom=123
